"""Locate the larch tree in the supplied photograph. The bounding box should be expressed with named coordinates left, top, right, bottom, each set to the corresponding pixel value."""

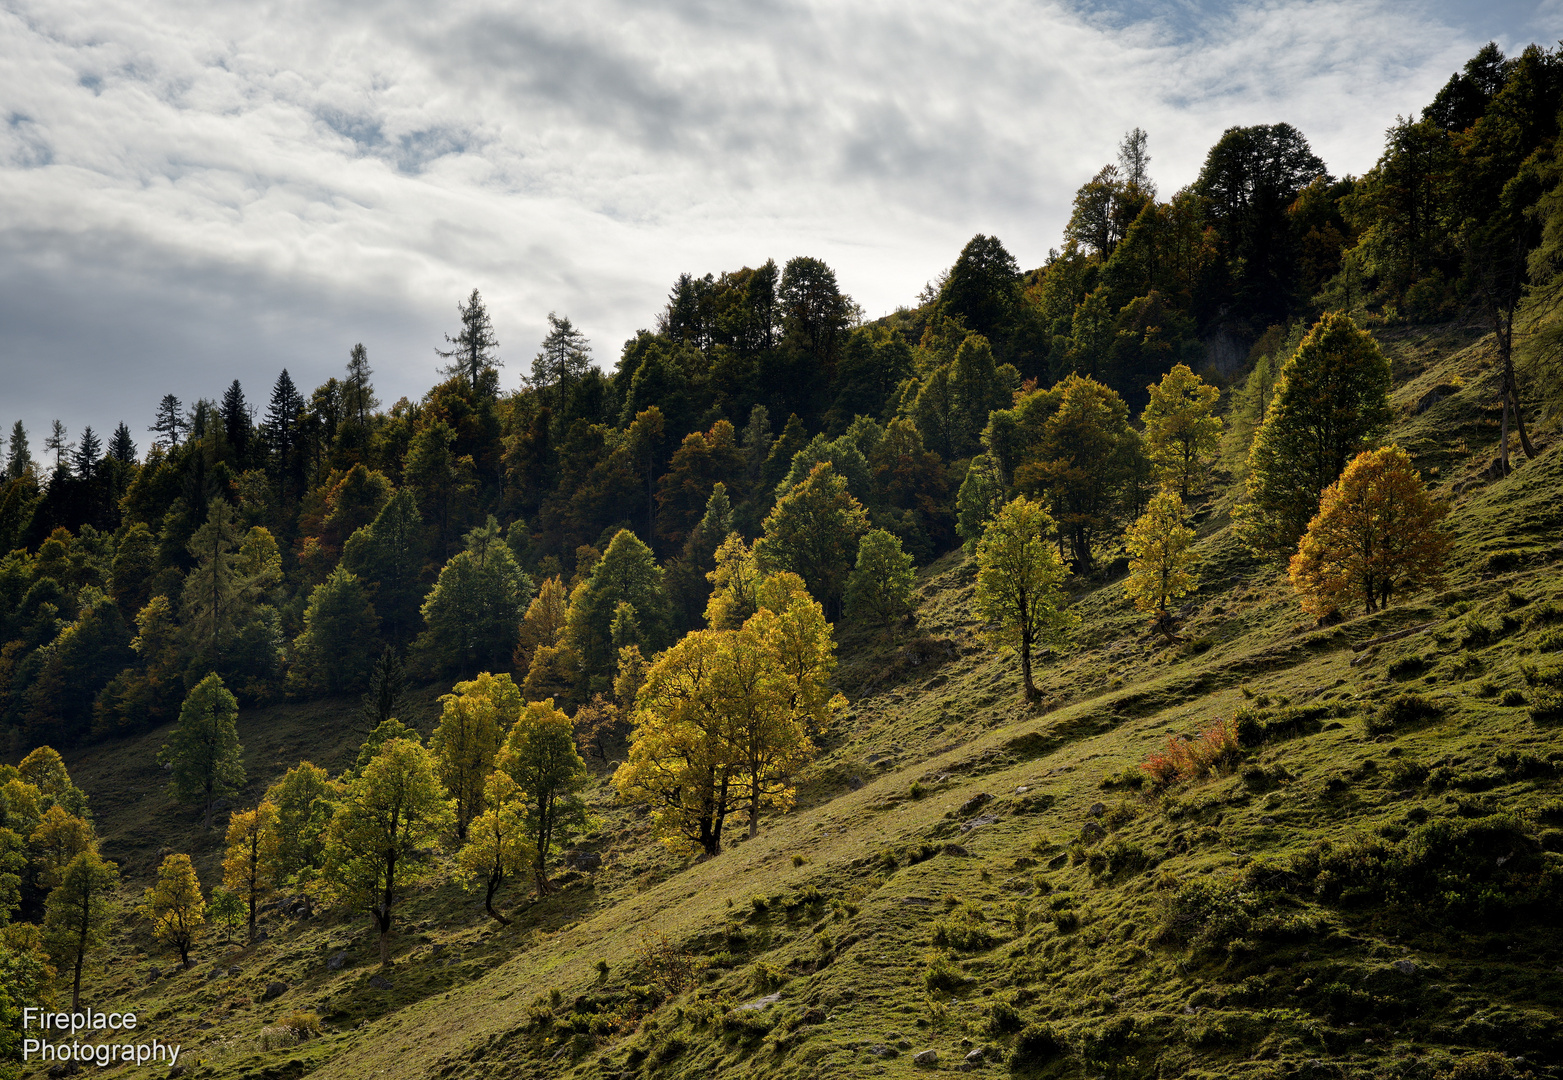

left=159, top=673, right=246, bottom=830
left=529, top=312, right=592, bottom=408
left=1236, top=313, right=1393, bottom=558
left=181, top=500, right=254, bottom=659
left=436, top=289, right=501, bottom=391
left=341, top=489, right=427, bottom=646
left=454, top=771, right=534, bottom=923
left=323, top=737, right=454, bottom=966
left=360, top=646, right=409, bottom=734
left=515, top=575, right=569, bottom=673
left=221, top=802, right=280, bottom=944
left=1141, top=363, right=1222, bottom=499
left=140, top=853, right=205, bottom=967
left=1289, top=446, right=1451, bottom=617
left=972, top=497, right=1077, bottom=702
left=1123, top=489, right=1198, bottom=641
left=44, top=849, right=119, bottom=1009
left=432, top=672, right=520, bottom=840
left=499, top=699, right=589, bottom=894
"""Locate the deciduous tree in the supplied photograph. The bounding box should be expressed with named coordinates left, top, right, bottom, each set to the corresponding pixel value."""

left=432, top=672, right=519, bottom=840
left=844, top=529, right=915, bottom=628
left=221, top=802, right=280, bottom=944
left=1289, top=446, right=1451, bottom=617
left=140, top=853, right=205, bottom=967
left=973, top=498, right=1077, bottom=702
left=454, top=771, right=533, bottom=923
left=1141, top=364, right=1222, bottom=499
left=499, top=699, right=589, bottom=894
left=755, top=462, right=868, bottom=618
left=1124, top=490, right=1197, bottom=640
left=160, top=674, right=245, bottom=830
left=44, top=849, right=118, bottom=1009
left=323, top=737, right=454, bottom=965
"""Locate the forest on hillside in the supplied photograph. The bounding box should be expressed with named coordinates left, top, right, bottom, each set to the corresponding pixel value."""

left=0, top=40, right=1561, bottom=766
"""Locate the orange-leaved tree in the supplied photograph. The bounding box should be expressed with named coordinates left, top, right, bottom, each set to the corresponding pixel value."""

left=1289, top=446, right=1450, bottom=617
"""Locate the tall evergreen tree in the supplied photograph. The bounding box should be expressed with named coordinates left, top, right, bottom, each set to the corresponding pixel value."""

left=343, top=344, right=378, bottom=429
left=150, top=394, right=186, bottom=450
left=159, top=673, right=246, bottom=830
left=71, top=426, right=102, bottom=481
left=263, top=370, right=304, bottom=496
left=6, top=421, right=32, bottom=479
left=107, top=423, right=136, bottom=465
left=436, top=288, right=501, bottom=391
left=529, top=313, right=592, bottom=407
left=44, top=420, right=70, bottom=474
left=220, top=380, right=251, bottom=463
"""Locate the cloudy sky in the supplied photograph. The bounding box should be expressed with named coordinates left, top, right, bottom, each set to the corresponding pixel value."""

left=1, top=0, right=1557, bottom=457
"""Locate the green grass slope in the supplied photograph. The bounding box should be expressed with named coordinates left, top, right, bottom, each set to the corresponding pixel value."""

left=48, top=325, right=1563, bottom=1080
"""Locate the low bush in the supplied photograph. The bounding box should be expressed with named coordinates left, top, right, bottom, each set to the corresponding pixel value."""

left=1155, top=876, right=1252, bottom=952
left=1141, top=717, right=1242, bottom=788
left=1366, top=692, right=1443, bottom=735
left=1011, top=1022, right=1068, bottom=1068
left=932, top=903, right=1001, bottom=951
left=984, top=999, right=1025, bottom=1035
left=924, top=953, right=965, bottom=993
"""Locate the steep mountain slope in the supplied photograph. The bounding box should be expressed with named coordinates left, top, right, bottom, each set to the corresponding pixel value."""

left=54, top=324, right=1563, bottom=1080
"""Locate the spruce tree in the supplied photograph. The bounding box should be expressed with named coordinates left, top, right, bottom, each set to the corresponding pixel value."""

left=220, top=380, right=251, bottom=462
left=71, top=426, right=102, bottom=481
left=6, top=421, right=31, bottom=479
left=107, top=423, right=136, bottom=464
left=262, top=370, right=304, bottom=496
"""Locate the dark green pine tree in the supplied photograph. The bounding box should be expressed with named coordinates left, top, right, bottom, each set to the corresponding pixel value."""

left=263, top=370, right=304, bottom=497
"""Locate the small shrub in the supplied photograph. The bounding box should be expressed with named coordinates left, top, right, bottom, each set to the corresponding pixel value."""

left=1388, top=758, right=1429, bottom=787
left=1538, top=627, right=1563, bottom=653
left=1052, top=909, right=1080, bottom=932
left=1459, top=613, right=1496, bottom=649
left=1367, top=692, right=1443, bottom=735
left=750, top=960, right=787, bottom=992
left=932, top=904, right=1001, bottom=950
left=1530, top=688, right=1563, bottom=723
left=924, top=953, right=965, bottom=993
left=1484, top=550, right=1523, bottom=574
left=1500, top=688, right=1526, bottom=707
left=279, top=1011, right=320, bottom=1039
left=1387, top=654, right=1428, bottom=680
left=909, top=780, right=925, bottom=800
left=634, top=932, right=706, bottom=1001
left=1012, top=1022, right=1067, bottom=1067
left=1156, top=877, right=1252, bottom=951
left=791, top=853, right=807, bottom=867
left=1140, top=717, right=1242, bottom=789
left=984, top=999, right=1025, bottom=1035
left=1476, top=680, right=1499, bottom=697
left=256, top=1025, right=300, bottom=1051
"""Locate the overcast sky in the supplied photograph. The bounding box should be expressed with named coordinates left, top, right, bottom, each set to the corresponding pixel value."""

left=1, top=0, right=1557, bottom=460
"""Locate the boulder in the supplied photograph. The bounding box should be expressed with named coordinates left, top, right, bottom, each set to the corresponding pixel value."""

left=737, top=991, right=782, bottom=1011
left=912, top=1049, right=939, bottom=1066
left=262, top=981, right=288, bottom=1001
left=368, top=974, right=393, bottom=990
left=961, top=815, right=1000, bottom=832
left=327, top=951, right=348, bottom=971
left=1087, top=802, right=1106, bottom=818
left=1080, top=820, right=1107, bottom=844
left=957, top=792, right=993, bottom=816
left=564, top=850, right=603, bottom=872
left=1391, top=960, right=1419, bottom=977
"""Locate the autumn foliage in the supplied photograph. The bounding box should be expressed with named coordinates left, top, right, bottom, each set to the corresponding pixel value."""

left=1140, top=718, right=1241, bottom=788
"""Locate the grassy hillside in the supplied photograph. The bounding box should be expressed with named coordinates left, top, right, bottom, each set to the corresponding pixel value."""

left=44, top=322, right=1563, bottom=1080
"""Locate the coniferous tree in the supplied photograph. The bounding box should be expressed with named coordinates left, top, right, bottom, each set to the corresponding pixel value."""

left=150, top=394, right=186, bottom=450
left=182, top=500, right=253, bottom=659
left=415, top=517, right=534, bottom=676
left=43, top=420, right=70, bottom=475
left=436, top=289, right=501, bottom=391
left=529, top=313, right=591, bottom=407
left=262, top=370, right=304, bottom=496
left=291, top=567, right=380, bottom=693
left=220, top=380, right=251, bottom=464
left=343, top=344, right=378, bottom=431
left=160, top=673, right=246, bottom=830
left=107, top=423, right=136, bottom=464
left=361, top=647, right=409, bottom=734
left=71, top=426, right=102, bottom=481
left=6, top=421, right=32, bottom=479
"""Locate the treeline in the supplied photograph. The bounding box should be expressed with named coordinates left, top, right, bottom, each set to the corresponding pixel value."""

left=0, top=41, right=1559, bottom=753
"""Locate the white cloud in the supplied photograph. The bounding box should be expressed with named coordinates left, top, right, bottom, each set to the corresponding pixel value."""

left=0, top=0, right=1516, bottom=449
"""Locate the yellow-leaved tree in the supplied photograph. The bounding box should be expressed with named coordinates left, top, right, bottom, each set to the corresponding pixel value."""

left=498, top=699, right=589, bottom=895
left=454, top=771, right=534, bottom=923
left=1141, top=363, right=1222, bottom=499
left=323, top=737, right=454, bottom=965
left=140, top=853, right=205, bottom=967
left=616, top=570, right=841, bottom=855
left=30, top=805, right=95, bottom=891
left=221, top=802, right=281, bottom=944
left=972, top=497, right=1077, bottom=702
left=1124, top=489, right=1197, bottom=641
left=1289, top=446, right=1451, bottom=617
left=432, top=672, right=520, bottom=840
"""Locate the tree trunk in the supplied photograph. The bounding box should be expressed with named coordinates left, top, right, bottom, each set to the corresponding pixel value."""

left=748, top=783, right=761, bottom=839
left=1019, top=630, right=1038, bottom=702
left=1505, top=360, right=1537, bottom=459
left=72, top=921, right=87, bottom=1010
left=484, top=873, right=511, bottom=924
left=1500, top=384, right=1511, bottom=477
